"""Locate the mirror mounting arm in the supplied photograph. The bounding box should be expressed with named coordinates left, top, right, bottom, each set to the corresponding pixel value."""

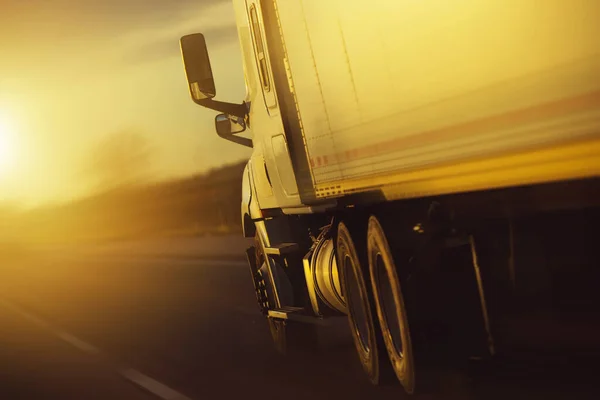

left=216, top=130, right=253, bottom=148
left=194, top=98, right=248, bottom=120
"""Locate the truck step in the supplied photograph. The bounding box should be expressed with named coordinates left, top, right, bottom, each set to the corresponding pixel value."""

left=268, top=306, right=325, bottom=325
left=263, top=243, right=299, bottom=256
left=267, top=306, right=304, bottom=319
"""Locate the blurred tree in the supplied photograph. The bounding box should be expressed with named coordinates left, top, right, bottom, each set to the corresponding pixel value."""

left=84, top=129, right=153, bottom=192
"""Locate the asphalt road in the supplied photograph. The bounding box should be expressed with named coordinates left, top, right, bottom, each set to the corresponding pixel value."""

left=0, top=235, right=598, bottom=400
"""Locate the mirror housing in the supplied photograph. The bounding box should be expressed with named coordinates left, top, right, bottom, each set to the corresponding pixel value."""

left=216, top=114, right=246, bottom=135
left=180, top=33, right=216, bottom=101
left=180, top=33, right=248, bottom=120
left=215, top=114, right=252, bottom=147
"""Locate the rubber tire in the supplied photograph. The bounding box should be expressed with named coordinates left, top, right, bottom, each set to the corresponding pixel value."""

left=337, top=221, right=393, bottom=385
left=367, top=215, right=418, bottom=394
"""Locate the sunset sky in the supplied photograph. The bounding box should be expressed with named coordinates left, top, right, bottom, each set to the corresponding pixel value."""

left=0, top=0, right=251, bottom=207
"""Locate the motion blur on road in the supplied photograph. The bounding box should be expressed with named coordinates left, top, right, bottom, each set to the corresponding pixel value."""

left=2, top=0, right=600, bottom=399
left=0, top=234, right=597, bottom=400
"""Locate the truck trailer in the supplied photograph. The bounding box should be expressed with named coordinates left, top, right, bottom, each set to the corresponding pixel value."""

left=179, top=0, right=600, bottom=394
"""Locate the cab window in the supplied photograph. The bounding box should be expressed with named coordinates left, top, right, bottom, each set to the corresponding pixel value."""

left=249, top=4, right=271, bottom=92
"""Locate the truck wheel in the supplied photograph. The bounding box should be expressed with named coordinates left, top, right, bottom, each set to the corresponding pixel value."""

left=337, top=221, right=392, bottom=385
left=367, top=216, right=417, bottom=394
left=255, top=233, right=319, bottom=356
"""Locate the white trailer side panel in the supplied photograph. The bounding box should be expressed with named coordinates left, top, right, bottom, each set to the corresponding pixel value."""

left=275, top=0, right=600, bottom=200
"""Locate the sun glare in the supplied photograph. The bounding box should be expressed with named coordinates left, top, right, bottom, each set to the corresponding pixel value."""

left=0, top=112, right=17, bottom=173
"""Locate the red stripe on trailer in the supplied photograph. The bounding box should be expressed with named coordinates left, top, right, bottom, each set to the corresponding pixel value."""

left=311, top=89, right=600, bottom=169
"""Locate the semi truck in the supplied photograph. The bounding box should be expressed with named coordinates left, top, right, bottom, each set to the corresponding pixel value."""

left=179, top=0, right=600, bottom=394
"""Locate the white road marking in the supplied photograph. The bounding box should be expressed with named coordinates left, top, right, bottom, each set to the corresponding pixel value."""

left=55, top=331, right=101, bottom=355
left=119, top=368, right=191, bottom=400
left=0, top=299, right=52, bottom=329
left=0, top=297, right=193, bottom=400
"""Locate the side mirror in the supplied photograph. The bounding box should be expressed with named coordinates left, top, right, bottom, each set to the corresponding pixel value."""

left=215, top=113, right=246, bottom=136
left=215, top=114, right=252, bottom=147
left=180, top=33, right=216, bottom=101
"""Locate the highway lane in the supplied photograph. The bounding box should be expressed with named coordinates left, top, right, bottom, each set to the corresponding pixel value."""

left=0, top=297, right=157, bottom=400
left=0, top=236, right=598, bottom=399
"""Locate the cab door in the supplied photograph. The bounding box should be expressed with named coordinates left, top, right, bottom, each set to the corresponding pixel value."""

left=245, top=0, right=300, bottom=208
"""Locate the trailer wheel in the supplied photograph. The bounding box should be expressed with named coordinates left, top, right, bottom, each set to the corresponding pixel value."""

left=367, top=216, right=417, bottom=394
left=337, top=221, right=392, bottom=385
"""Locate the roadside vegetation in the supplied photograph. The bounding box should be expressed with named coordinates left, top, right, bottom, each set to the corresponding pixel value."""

left=0, top=161, right=245, bottom=249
